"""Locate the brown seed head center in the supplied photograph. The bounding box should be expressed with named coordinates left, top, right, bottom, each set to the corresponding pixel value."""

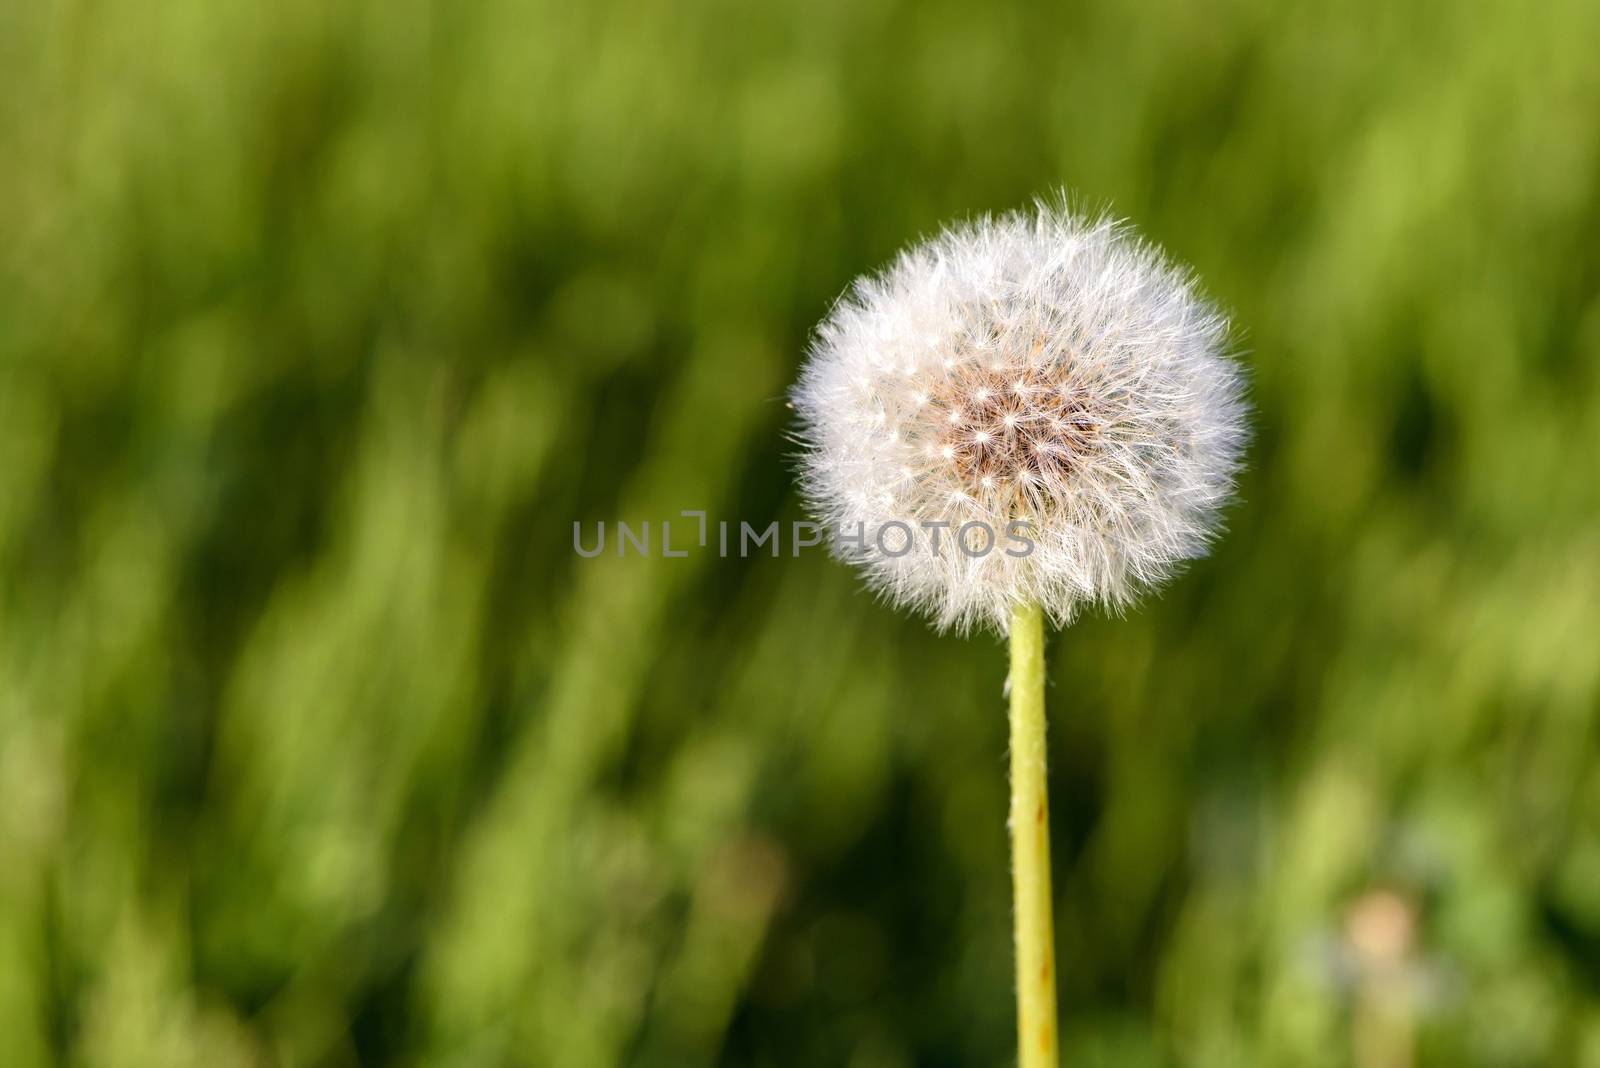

left=922, top=359, right=1100, bottom=499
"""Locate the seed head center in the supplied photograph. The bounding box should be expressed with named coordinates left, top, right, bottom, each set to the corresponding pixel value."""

left=924, top=359, right=1100, bottom=498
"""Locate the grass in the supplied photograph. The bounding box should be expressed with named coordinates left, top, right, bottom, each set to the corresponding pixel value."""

left=1, top=0, right=1599, bottom=1065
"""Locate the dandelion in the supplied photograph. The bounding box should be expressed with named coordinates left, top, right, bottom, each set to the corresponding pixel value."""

left=791, top=199, right=1248, bottom=1067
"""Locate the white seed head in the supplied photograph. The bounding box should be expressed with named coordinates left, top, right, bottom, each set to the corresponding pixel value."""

left=791, top=202, right=1249, bottom=633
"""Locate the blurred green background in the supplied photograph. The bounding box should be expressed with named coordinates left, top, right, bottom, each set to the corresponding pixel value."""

left=3, top=0, right=1599, bottom=1065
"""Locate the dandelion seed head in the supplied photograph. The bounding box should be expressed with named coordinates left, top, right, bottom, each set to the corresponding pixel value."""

left=791, top=200, right=1249, bottom=633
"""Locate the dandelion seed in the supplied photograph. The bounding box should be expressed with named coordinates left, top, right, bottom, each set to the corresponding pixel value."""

left=792, top=200, right=1248, bottom=634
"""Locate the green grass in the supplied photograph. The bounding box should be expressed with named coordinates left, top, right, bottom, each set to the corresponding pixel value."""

left=2, top=0, right=1600, bottom=1065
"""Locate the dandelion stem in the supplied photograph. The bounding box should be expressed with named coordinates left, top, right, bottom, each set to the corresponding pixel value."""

left=1008, top=600, right=1058, bottom=1068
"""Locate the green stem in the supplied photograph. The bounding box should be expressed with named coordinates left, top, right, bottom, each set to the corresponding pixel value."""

left=1009, top=601, right=1059, bottom=1068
